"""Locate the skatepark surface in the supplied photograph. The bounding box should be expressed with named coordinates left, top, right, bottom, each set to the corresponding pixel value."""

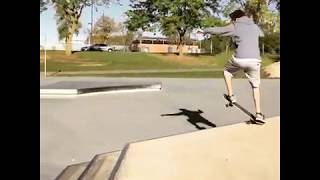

left=40, top=77, right=280, bottom=179
left=113, top=116, right=279, bottom=180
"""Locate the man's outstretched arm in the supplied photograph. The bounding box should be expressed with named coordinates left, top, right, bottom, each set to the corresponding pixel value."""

left=161, top=112, right=184, bottom=116
left=203, top=24, right=235, bottom=36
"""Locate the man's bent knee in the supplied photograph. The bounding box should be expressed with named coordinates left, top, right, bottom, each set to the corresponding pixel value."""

left=224, top=70, right=233, bottom=78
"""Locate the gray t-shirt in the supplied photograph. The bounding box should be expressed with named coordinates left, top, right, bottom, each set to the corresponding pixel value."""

left=203, top=16, right=264, bottom=59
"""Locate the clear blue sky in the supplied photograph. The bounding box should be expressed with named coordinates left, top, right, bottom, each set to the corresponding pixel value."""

left=40, top=0, right=131, bottom=45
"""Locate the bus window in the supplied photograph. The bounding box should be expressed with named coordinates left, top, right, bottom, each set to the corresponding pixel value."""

left=153, top=40, right=163, bottom=44
left=142, top=40, right=153, bottom=44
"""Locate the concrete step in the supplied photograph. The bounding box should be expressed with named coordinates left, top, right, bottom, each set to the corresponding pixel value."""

left=78, top=151, right=121, bottom=180
left=55, top=162, right=89, bottom=180
left=111, top=116, right=280, bottom=180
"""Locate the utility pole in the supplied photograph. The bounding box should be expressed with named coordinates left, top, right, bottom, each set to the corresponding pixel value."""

left=210, top=38, right=213, bottom=54
left=90, top=0, right=94, bottom=45
left=44, top=34, right=47, bottom=77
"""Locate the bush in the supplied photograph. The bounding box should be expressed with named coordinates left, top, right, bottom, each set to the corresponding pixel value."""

left=261, top=32, right=280, bottom=55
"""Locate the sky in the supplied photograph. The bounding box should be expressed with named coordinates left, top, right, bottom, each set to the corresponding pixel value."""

left=40, top=0, right=131, bottom=46
left=40, top=0, right=279, bottom=47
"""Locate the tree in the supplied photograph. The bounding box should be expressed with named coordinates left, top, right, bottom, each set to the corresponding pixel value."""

left=260, top=10, right=279, bottom=34
left=124, top=31, right=135, bottom=47
left=222, top=0, right=279, bottom=37
left=87, top=15, right=119, bottom=44
left=262, top=31, right=279, bottom=54
left=125, top=0, right=220, bottom=56
left=52, top=0, right=118, bottom=56
left=117, top=23, right=135, bottom=50
left=226, top=0, right=280, bottom=25
left=106, top=32, right=135, bottom=47
left=57, top=17, right=82, bottom=42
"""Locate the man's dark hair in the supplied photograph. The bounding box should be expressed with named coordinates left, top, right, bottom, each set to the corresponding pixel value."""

left=229, top=9, right=246, bottom=21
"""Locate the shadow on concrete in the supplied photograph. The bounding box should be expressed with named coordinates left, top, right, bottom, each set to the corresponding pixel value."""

left=161, top=108, right=216, bottom=130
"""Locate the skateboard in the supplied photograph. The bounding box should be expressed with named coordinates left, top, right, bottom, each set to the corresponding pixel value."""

left=223, top=94, right=265, bottom=125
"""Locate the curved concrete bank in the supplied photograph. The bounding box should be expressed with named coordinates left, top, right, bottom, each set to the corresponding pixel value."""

left=112, top=116, right=280, bottom=180
left=263, top=62, right=280, bottom=78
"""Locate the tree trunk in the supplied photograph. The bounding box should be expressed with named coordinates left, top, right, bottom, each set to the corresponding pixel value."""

left=178, top=44, right=184, bottom=56
left=178, top=32, right=185, bottom=56
left=65, top=34, right=73, bottom=56
left=225, top=42, right=229, bottom=53
left=65, top=26, right=75, bottom=56
left=210, top=38, right=213, bottom=54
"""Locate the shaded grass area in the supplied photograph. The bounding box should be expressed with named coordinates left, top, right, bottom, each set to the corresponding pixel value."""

left=56, top=71, right=225, bottom=78
left=55, top=70, right=273, bottom=79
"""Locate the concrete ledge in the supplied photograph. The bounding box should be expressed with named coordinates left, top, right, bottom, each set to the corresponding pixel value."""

left=113, top=116, right=280, bottom=180
left=40, top=89, right=78, bottom=95
left=40, top=81, right=162, bottom=96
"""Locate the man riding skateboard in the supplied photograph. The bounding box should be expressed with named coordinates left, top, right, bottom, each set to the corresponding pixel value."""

left=198, top=9, right=265, bottom=121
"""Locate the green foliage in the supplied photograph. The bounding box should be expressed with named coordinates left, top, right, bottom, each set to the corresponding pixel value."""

left=89, top=15, right=118, bottom=44
left=125, top=0, right=221, bottom=54
left=261, top=32, right=280, bottom=54
left=200, top=36, right=231, bottom=54
left=222, top=0, right=280, bottom=35
left=51, top=0, right=116, bottom=55
left=106, top=32, right=135, bottom=46
left=57, top=18, right=82, bottom=41
left=201, top=16, right=227, bottom=27
left=53, top=0, right=88, bottom=46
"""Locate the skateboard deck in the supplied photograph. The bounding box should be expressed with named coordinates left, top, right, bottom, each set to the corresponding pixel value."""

left=223, top=94, right=265, bottom=125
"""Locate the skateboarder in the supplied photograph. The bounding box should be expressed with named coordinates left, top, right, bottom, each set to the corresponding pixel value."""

left=198, top=9, right=265, bottom=121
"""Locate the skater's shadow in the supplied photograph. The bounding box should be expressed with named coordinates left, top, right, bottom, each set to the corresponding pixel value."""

left=161, top=108, right=216, bottom=130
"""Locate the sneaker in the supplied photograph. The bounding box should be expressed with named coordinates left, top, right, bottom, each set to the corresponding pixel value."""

left=226, top=94, right=237, bottom=103
left=255, top=113, right=265, bottom=121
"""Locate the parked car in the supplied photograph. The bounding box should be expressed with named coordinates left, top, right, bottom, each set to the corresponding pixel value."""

left=81, top=44, right=115, bottom=52
left=112, top=45, right=128, bottom=51
left=80, top=46, right=89, bottom=51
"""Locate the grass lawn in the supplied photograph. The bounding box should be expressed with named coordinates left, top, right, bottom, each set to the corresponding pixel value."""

left=40, top=50, right=278, bottom=78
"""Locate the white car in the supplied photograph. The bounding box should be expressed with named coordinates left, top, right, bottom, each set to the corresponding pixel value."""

left=81, top=44, right=115, bottom=52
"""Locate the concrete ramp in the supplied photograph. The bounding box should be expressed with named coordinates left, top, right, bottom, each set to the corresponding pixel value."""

left=112, top=116, right=280, bottom=180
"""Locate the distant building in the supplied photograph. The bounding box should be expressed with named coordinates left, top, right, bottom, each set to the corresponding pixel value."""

left=130, top=31, right=201, bottom=53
